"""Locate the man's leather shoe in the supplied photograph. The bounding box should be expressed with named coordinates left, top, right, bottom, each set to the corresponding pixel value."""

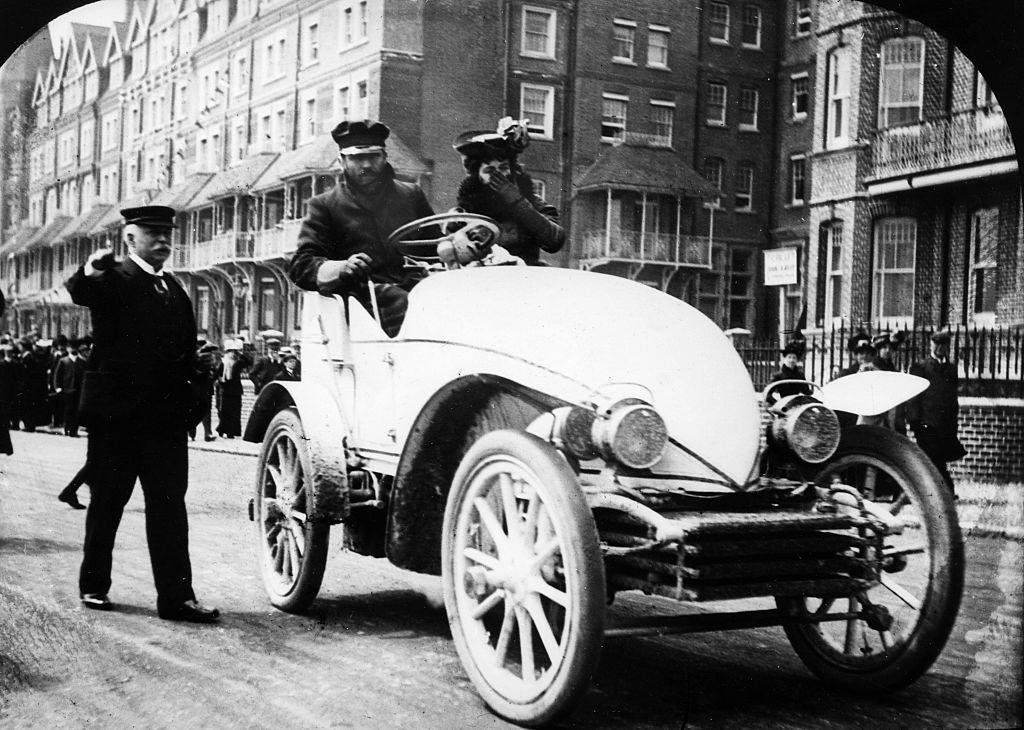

left=58, top=487, right=86, bottom=510
left=158, top=600, right=220, bottom=623
left=81, top=593, right=112, bottom=610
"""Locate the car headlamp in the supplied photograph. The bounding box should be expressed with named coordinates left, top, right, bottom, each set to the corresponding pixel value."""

left=550, top=406, right=599, bottom=460
left=591, top=399, right=668, bottom=470
left=771, top=401, right=841, bottom=464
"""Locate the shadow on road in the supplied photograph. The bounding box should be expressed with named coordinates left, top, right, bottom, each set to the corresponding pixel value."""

left=0, top=535, right=79, bottom=555
left=309, top=589, right=451, bottom=640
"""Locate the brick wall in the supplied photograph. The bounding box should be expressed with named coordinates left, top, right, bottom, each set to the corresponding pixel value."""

left=950, top=399, right=1024, bottom=483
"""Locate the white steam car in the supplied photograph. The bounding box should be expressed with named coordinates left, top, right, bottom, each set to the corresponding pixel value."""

left=244, top=214, right=963, bottom=727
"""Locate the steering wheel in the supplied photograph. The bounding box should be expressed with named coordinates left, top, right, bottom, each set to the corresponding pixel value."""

left=386, top=212, right=500, bottom=261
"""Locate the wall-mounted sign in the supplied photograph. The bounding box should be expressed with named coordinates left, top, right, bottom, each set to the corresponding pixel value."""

left=764, top=247, right=798, bottom=286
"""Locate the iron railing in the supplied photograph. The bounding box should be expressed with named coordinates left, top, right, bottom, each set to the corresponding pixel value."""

left=580, top=229, right=712, bottom=267
left=736, top=323, right=1024, bottom=398
left=871, top=109, right=1014, bottom=179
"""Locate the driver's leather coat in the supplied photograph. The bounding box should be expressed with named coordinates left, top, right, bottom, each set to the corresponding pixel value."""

left=289, top=165, right=434, bottom=297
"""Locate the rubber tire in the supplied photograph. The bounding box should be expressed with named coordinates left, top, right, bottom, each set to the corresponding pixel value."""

left=442, top=430, right=606, bottom=727
left=254, top=408, right=331, bottom=614
left=778, top=425, right=964, bottom=693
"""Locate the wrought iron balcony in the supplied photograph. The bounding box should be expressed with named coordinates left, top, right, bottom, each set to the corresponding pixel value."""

left=871, top=109, right=1015, bottom=180
left=251, top=219, right=303, bottom=261
left=579, top=229, right=712, bottom=268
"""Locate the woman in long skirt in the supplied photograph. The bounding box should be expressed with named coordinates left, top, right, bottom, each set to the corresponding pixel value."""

left=215, top=345, right=247, bottom=438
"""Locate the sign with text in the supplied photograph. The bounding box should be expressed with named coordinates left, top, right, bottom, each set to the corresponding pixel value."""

left=763, top=247, right=798, bottom=286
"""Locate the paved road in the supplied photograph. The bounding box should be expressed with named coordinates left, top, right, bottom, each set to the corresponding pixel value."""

left=0, top=431, right=1021, bottom=728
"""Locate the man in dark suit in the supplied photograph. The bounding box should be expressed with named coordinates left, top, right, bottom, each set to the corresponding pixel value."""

left=288, top=120, right=434, bottom=337
left=66, top=205, right=218, bottom=623
left=907, top=330, right=964, bottom=497
left=52, top=338, right=87, bottom=436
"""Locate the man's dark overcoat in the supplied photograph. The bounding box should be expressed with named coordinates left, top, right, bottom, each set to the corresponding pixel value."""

left=66, top=256, right=204, bottom=610
left=907, top=355, right=964, bottom=461
left=288, top=165, right=434, bottom=297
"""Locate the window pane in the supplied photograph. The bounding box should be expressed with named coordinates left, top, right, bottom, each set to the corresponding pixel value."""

left=613, top=24, right=635, bottom=60
left=523, top=86, right=551, bottom=135
left=524, top=10, right=552, bottom=54
left=601, top=97, right=627, bottom=139
left=651, top=104, right=673, bottom=144
left=741, top=6, right=760, bottom=46
left=648, top=30, right=669, bottom=65
left=709, top=2, right=729, bottom=41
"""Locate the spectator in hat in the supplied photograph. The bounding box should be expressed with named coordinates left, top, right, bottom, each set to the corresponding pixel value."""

left=16, top=338, right=51, bottom=431
left=278, top=352, right=301, bottom=382
left=907, top=330, right=964, bottom=497
left=442, top=117, right=565, bottom=268
left=836, top=331, right=876, bottom=379
left=215, top=340, right=249, bottom=439
left=289, top=120, right=434, bottom=337
left=0, top=343, right=23, bottom=440
left=768, top=339, right=810, bottom=400
left=65, top=204, right=219, bottom=623
left=52, top=338, right=87, bottom=437
left=190, top=342, right=219, bottom=442
left=249, top=337, right=283, bottom=395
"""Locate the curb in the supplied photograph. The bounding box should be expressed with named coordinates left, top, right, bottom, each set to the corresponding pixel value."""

left=23, top=425, right=259, bottom=458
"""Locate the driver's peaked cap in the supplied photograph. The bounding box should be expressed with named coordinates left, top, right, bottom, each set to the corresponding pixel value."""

left=331, top=120, right=390, bottom=153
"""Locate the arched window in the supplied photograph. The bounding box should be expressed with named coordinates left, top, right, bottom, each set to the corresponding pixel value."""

left=878, top=37, right=924, bottom=128
left=872, top=217, right=916, bottom=325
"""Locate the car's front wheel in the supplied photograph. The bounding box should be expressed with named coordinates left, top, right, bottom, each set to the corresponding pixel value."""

left=442, top=430, right=605, bottom=727
left=254, top=408, right=331, bottom=613
left=778, top=425, right=964, bottom=692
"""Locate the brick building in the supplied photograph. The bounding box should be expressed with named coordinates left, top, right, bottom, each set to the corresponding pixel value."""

left=803, top=1, right=1020, bottom=333
left=0, top=0, right=1018, bottom=344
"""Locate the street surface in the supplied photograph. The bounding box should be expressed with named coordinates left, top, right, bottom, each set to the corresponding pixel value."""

left=1, top=430, right=1021, bottom=728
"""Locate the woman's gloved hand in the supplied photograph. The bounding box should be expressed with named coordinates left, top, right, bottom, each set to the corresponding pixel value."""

left=439, top=227, right=491, bottom=268
left=485, top=170, right=523, bottom=207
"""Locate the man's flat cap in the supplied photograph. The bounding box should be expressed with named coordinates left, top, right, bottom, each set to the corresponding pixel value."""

left=872, top=333, right=892, bottom=348
left=331, top=120, right=390, bottom=153
left=930, top=330, right=952, bottom=345
left=121, top=205, right=177, bottom=228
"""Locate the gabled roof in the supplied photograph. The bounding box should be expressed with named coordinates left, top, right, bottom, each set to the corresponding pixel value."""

left=32, top=69, right=47, bottom=106
left=23, top=215, right=73, bottom=253
left=150, top=173, right=216, bottom=209
left=104, top=21, right=128, bottom=63
left=54, top=204, right=116, bottom=242
left=190, top=152, right=279, bottom=207
left=125, top=1, right=150, bottom=49
left=72, top=23, right=109, bottom=74
left=54, top=37, right=72, bottom=87
left=574, top=141, right=717, bottom=198
left=0, top=224, right=39, bottom=259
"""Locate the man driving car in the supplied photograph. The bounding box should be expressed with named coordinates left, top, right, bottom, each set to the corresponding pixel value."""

left=288, top=120, right=434, bottom=336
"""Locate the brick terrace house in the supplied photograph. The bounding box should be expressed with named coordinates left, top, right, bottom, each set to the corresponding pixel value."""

left=0, top=0, right=1019, bottom=344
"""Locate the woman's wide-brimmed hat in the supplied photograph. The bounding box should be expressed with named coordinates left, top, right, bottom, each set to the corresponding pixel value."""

left=453, top=116, right=531, bottom=159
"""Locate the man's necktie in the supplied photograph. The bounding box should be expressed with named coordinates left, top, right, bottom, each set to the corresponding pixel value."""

left=153, top=275, right=170, bottom=303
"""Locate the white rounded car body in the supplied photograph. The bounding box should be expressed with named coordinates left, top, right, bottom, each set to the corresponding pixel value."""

left=302, top=265, right=762, bottom=487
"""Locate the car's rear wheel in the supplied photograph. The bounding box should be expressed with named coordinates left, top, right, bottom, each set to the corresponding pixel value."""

left=442, top=430, right=605, bottom=727
left=778, top=426, right=963, bottom=692
left=254, top=408, right=331, bottom=613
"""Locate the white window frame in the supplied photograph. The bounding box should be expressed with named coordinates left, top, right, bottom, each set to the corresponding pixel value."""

left=650, top=100, right=675, bottom=146
left=872, top=217, right=917, bottom=326
left=878, top=37, right=925, bottom=129
left=741, top=5, right=762, bottom=49
left=708, top=2, right=730, bottom=45
left=336, top=84, right=350, bottom=120
left=341, top=5, right=353, bottom=47
left=738, top=87, right=759, bottom=130
left=734, top=164, right=753, bottom=211
left=358, top=1, right=368, bottom=40
left=303, top=17, right=320, bottom=66
left=531, top=178, right=546, bottom=201
left=612, top=19, right=637, bottom=64
left=706, top=82, right=727, bottom=126
left=232, top=115, right=247, bottom=162
left=788, top=154, right=806, bottom=205
left=356, top=79, right=369, bottom=119
left=703, top=157, right=723, bottom=209
left=790, top=72, right=809, bottom=120
left=794, top=0, right=812, bottom=37
left=600, top=92, right=628, bottom=142
left=521, top=5, right=557, bottom=59
left=825, top=222, right=844, bottom=325
left=647, top=24, right=670, bottom=68
left=967, top=207, right=999, bottom=324
left=521, top=83, right=555, bottom=139
left=826, top=46, right=850, bottom=149
left=300, top=91, right=318, bottom=143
